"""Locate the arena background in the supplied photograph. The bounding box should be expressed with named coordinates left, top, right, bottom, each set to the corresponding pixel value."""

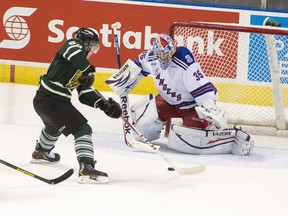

left=0, top=0, right=287, bottom=96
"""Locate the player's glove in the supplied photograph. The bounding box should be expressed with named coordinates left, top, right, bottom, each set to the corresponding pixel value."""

left=97, top=98, right=122, bottom=119
left=79, top=65, right=96, bottom=88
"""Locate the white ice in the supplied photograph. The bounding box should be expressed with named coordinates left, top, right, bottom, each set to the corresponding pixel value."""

left=0, top=83, right=288, bottom=216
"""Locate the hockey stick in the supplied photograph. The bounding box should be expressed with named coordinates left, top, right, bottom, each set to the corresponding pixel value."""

left=109, top=22, right=205, bottom=175
left=110, top=22, right=160, bottom=152
left=112, top=22, right=122, bottom=69
left=120, top=115, right=206, bottom=175
left=0, top=159, right=74, bottom=185
left=96, top=89, right=205, bottom=175
left=119, top=93, right=161, bottom=152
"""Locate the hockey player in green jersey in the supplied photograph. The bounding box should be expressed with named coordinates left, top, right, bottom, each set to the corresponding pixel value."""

left=31, top=27, right=121, bottom=184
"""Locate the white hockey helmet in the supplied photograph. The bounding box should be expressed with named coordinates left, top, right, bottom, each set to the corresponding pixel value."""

left=152, top=34, right=176, bottom=70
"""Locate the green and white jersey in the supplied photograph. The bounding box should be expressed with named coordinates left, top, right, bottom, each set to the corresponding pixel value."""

left=39, top=38, right=101, bottom=107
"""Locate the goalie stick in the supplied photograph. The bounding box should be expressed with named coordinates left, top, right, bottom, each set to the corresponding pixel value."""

left=96, top=89, right=205, bottom=175
left=0, top=159, right=74, bottom=185
left=110, top=22, right=159, bottom=152
left=120, top=113, right=206, bottom=175
left=109, top=22, right=205, bottom=175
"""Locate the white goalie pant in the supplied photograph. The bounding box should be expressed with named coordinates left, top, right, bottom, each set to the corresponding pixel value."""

left=168, top=124, right=254, bottom=156
left=130, top=94, right=164, bottom=141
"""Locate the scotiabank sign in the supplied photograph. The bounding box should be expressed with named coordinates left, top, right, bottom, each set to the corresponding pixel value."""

left=0, top=0, right=239, bottom=70
left=174, top=28, right=239, bottom=78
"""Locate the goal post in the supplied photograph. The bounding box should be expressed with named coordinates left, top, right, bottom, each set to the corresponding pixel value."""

left=168, top=21, right=288, bottom=136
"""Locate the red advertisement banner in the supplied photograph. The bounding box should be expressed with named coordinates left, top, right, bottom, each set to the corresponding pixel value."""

left=0, top=0, right=239, bottom=69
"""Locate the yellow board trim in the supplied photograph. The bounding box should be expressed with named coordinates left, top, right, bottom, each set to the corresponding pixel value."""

left=0, top=64, right=287, bottom=107
left=0, top=64, right=11, bottom=82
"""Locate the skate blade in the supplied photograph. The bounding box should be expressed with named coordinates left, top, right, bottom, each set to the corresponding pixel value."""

left=78, top=175, right=110, bottom=184
left=30, top=158, right=60, bottom=164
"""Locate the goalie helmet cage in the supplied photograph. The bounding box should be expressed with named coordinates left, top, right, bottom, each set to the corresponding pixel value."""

left=168, top=21, right=288, bottom=137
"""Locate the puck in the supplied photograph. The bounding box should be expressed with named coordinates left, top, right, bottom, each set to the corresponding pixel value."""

left=168, top=167, right=175, bottom=171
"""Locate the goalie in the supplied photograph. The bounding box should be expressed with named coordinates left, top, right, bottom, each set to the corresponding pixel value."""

left=106, top=33, right=254, bottom=156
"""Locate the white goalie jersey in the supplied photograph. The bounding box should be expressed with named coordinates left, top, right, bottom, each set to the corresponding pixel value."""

left=105, top=48, right=254, bottom=156
left=134, top=47, right=218, bottom=109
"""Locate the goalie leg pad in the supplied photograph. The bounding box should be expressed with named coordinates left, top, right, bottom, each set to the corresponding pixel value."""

left=168, top=124, right=254, bottom=155
left=131, top=94, right=163, bottom=141
left=131, top=94, right=158, bottom=126
left=168, top=124, right=236, bottom=154
left=232, top=129, right=254, bottom=156
left=136, top=119, right=164, bottom=141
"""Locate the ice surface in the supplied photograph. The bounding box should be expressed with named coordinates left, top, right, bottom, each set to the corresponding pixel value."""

left=0, top=83, right=288, bottom=216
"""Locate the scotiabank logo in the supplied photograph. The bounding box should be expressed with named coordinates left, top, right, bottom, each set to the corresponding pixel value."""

left=175, top=29, right=238, bottom=78
left=175, top=31, right=224, bottom=56
left=0, top=7, right=37, bottom=49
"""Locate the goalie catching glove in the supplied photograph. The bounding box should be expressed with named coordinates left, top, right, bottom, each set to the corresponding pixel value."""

left=195, top=99, right=228, bottom=129
left=97, top=98, right=122, bottom=119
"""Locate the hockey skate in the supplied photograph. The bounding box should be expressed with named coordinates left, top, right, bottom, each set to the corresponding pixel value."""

left=30, top=141, right=60, bottom=163
left=78, top=162, right=109, bottom=184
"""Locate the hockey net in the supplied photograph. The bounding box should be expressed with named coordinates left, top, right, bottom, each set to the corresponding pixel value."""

left=168, top=21, right=288, bottom=136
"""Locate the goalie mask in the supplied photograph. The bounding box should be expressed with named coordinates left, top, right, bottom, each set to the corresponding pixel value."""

left=152, top=34, right=176, bottom=70
left=74, top=27, right=100, bottom=58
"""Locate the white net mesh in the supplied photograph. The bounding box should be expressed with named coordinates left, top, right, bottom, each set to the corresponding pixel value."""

left=170, top=22, right=288, bottom=130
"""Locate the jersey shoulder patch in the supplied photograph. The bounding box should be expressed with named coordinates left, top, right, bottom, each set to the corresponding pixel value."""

left=59, top=38, right=83, bottom=58
left=172, top=47, right=196, bottom=70
left=135, top=51, right=153, bottom=77
left=66, top=38, right=83, bottom=49
left=138, top=50, right=153, bottom=59
left=148, top=50, right=156, bottom=61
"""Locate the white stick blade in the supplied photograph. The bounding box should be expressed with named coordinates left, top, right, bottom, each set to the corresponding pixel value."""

left=176, top=165, right=206, bottom=175
left=126, top=136, right=160, bottom=153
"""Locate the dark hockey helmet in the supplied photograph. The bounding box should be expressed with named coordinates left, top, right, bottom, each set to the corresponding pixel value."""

left=74, top=27, right=100, bottom=56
